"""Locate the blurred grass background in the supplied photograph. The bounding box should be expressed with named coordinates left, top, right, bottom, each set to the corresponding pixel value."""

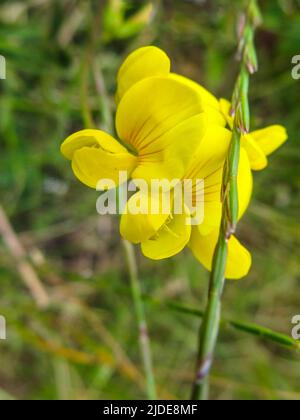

left=0, top=0, right=299, bottom=400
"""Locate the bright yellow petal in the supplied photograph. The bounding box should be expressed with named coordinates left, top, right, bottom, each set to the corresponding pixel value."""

left=189, top=228, right=252, bottom=280
left=170, top=73, right=226, bottom=127
left=169, top=73, right=219, bottom=109
left=116, top=76, right=206, bottom=182
left=250, top=125, right=288, bottom=157
left=219, top=98, right=234, bottom=129
left=237, top=149, right=253, bottom=219
left=72, top=148, right=137, bottom=189
left=61, top=129, right=137, bottom=189
left=116, top=46, right=171, bottom=103
left=141, top=206, right=191, bottom=260
left=61, top=129, right=129, bottom=160
left=197, top=202, right=222, bottom=236
left=120, top=191, right=170, bottom=244
left=241, top=133, right=267, bottom=171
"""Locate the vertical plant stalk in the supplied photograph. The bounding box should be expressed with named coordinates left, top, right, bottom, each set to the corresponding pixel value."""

left=191, top=0, right=261, bottom=400
left=122, top=240, right=157, bottom=400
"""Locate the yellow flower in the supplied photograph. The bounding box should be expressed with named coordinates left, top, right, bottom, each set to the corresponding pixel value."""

left=60, top=45, right=273, bottom=279
left=219, top=98, right=288, bottom=171
left=116, top=45, right=287, bottom=173
left=61, top=75, right=208, bottom=188
left=121, top=125, right=253, bottom=280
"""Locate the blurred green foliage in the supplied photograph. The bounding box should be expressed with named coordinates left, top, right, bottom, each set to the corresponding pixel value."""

left=0, top=0, right=299, bottom=400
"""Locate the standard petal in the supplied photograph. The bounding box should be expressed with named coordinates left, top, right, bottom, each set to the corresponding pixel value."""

left=241, top=133, right=268, bottom=171
left=170, top=73, right=227, bottom=127
left=116, top=77, right=206, bottom=182
left=116, top=46, right=171, bottom=103
left=61, top=130, right=137, bottom=189
left=189, top=228, right=252, bottom=280
left=120, top=191, right=170, bottom=244
left=169, top=73, right=219, bottom=109
left=250, top=125, right=288, bottom=157
left=141, top=206, right=192, bottom=260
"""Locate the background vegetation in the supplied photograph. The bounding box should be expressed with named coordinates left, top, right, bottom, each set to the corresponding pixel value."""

left=0, top=0, right=299, bottom=400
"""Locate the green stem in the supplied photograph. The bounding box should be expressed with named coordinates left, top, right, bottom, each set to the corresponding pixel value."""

left=191, top=0, right=261, bottom=400
left=122, top=240, right=157, bottom=400
left=191, top=230, right=228, bottom=400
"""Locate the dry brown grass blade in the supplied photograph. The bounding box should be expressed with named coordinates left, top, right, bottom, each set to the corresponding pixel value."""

left=0, top=205, right=50, bottom=308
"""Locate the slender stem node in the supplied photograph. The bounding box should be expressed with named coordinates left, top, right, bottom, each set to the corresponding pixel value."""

left=191, top=0, right=261, bottom=400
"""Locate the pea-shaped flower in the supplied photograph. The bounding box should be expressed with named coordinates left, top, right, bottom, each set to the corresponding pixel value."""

left=117, top=46, right=287, bottom=172
left=61, top=75, right=209, bottom=188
